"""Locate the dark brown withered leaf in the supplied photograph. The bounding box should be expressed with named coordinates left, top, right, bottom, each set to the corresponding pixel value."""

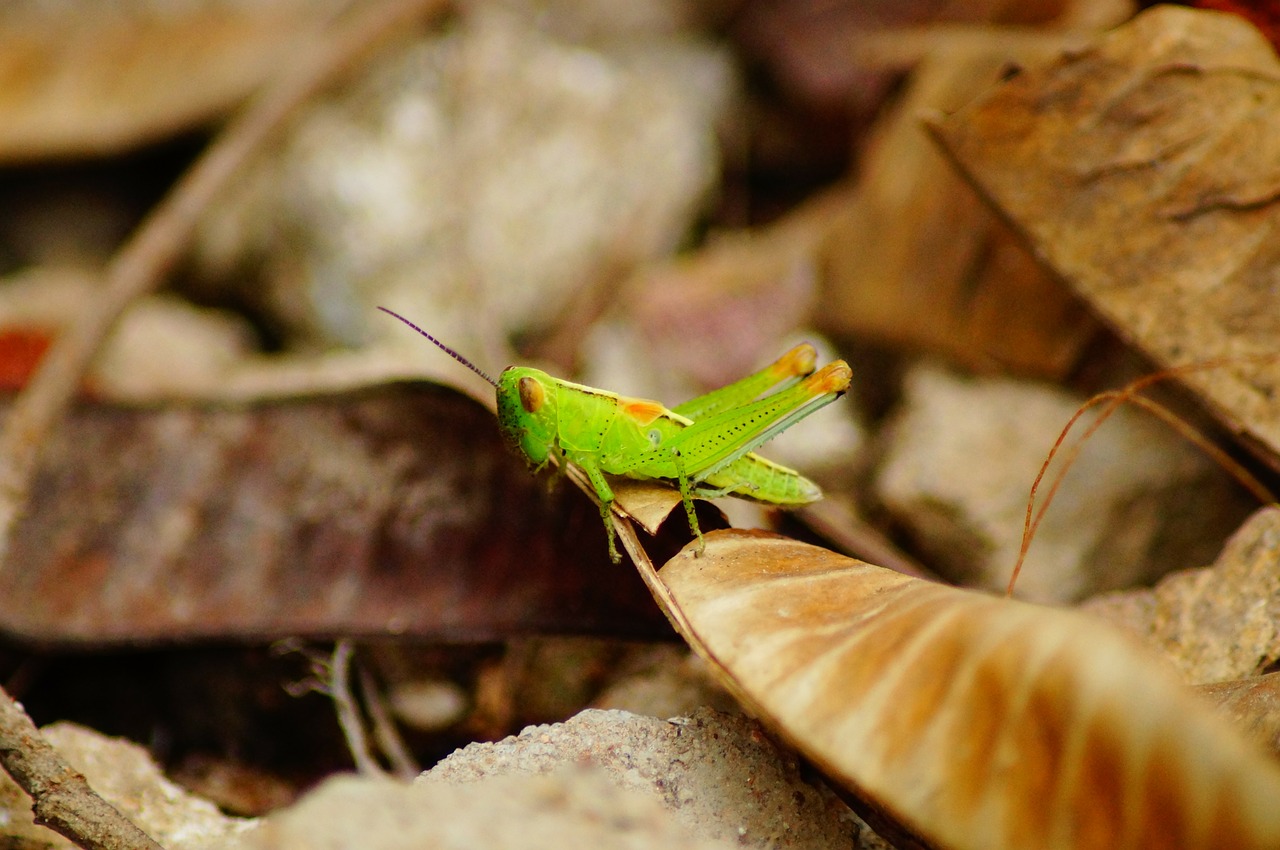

left=0, top=386, right=670, bottom=645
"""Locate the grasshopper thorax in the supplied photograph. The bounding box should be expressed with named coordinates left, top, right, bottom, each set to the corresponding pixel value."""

left=496, top=366, right=558, bottom=466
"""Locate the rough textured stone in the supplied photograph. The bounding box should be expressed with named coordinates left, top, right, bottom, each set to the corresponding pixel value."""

left=240, top=768, right=734, bottom=850
left=422, top=707, right=874, bottom=850
left=1083, top=506, right=1280, bottom=684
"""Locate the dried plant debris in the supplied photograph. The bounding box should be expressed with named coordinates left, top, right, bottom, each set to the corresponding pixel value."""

left=473, top=0, right=735, bottom=40
left=656, top=530, right=1280, bottom=850
left=0, top=269, right=257, bottom=400
left=1083, top=505, right=1280, bottom=685
left=874, top=363, right=1253, bottom=602
left=597, top=212, right=824, bottom=395
left=930, top=5, right=1280, bottom=469
left=819, top=31, right=1100, bottom=378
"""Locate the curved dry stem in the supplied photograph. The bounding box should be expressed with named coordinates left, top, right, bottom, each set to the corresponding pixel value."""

left=1124, top=394, right=1276, bottom=504
left=1006, top=356, right=1280, bottom=595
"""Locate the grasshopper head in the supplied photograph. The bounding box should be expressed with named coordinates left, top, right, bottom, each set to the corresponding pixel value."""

left=496, top=366, right=558, bottom=467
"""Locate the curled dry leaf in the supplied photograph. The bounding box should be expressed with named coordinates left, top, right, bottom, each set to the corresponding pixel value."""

left=657, top=530, right=1280, bottom=850
left=1083, top=505, right=1280, bottom=685
left=0, top=268, right=257, bottom=401
left=929, top=5, right=1280, bottom=467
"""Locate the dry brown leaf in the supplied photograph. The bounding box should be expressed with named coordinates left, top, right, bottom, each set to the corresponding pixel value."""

left=0, top=268, right=497, bottom=408
left=821, top=30, right=1099, bottom=377
left=0, top=2, right=339, bottom=161
left=609, top=477, right=695, bottom=537
left=1082, top=505, right=1280, bottom=684
left=656, top=530, right=1280, bottom=850
left=929, top=5, right=1280, bottom=467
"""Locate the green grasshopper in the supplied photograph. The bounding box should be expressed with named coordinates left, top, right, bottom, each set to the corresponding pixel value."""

left=379, top=307, right=852, bottom=562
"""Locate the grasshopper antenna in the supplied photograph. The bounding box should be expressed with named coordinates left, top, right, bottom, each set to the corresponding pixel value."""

left=377, top=306, right=498, bottom=387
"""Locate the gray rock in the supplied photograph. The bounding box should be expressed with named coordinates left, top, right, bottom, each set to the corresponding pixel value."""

left=242, top=767, right=734, bottom=850
left=422, top=706, right=876, bottom=850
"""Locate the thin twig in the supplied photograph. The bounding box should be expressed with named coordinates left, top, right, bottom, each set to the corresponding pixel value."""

left=357, top=664, right=419, bottom=780
left=0, top=685, right=165, bottom=850
left=329, top=641, right=386, bottom=778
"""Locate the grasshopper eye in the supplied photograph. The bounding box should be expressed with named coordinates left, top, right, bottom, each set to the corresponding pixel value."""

left=518, top=377, right=545, bottom=413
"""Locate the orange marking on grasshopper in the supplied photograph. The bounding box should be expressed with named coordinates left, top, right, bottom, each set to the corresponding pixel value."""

left=807, top=362, right=854, bottom=396
left=772, top=344, right=818, bottom=381
left=621, top=399, right=667, bottom=427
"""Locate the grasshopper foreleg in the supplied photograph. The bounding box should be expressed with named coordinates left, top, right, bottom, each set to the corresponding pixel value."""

left=544, top=445, right=569, bottom=492
left=581, top=461, right=621, bottom=564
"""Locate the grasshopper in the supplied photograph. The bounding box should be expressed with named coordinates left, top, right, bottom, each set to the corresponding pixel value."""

left=379, top=307, right=852, bottom=562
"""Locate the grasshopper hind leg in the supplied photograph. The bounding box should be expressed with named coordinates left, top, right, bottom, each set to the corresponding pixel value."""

left=691, top=480, right=759, bottom=500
